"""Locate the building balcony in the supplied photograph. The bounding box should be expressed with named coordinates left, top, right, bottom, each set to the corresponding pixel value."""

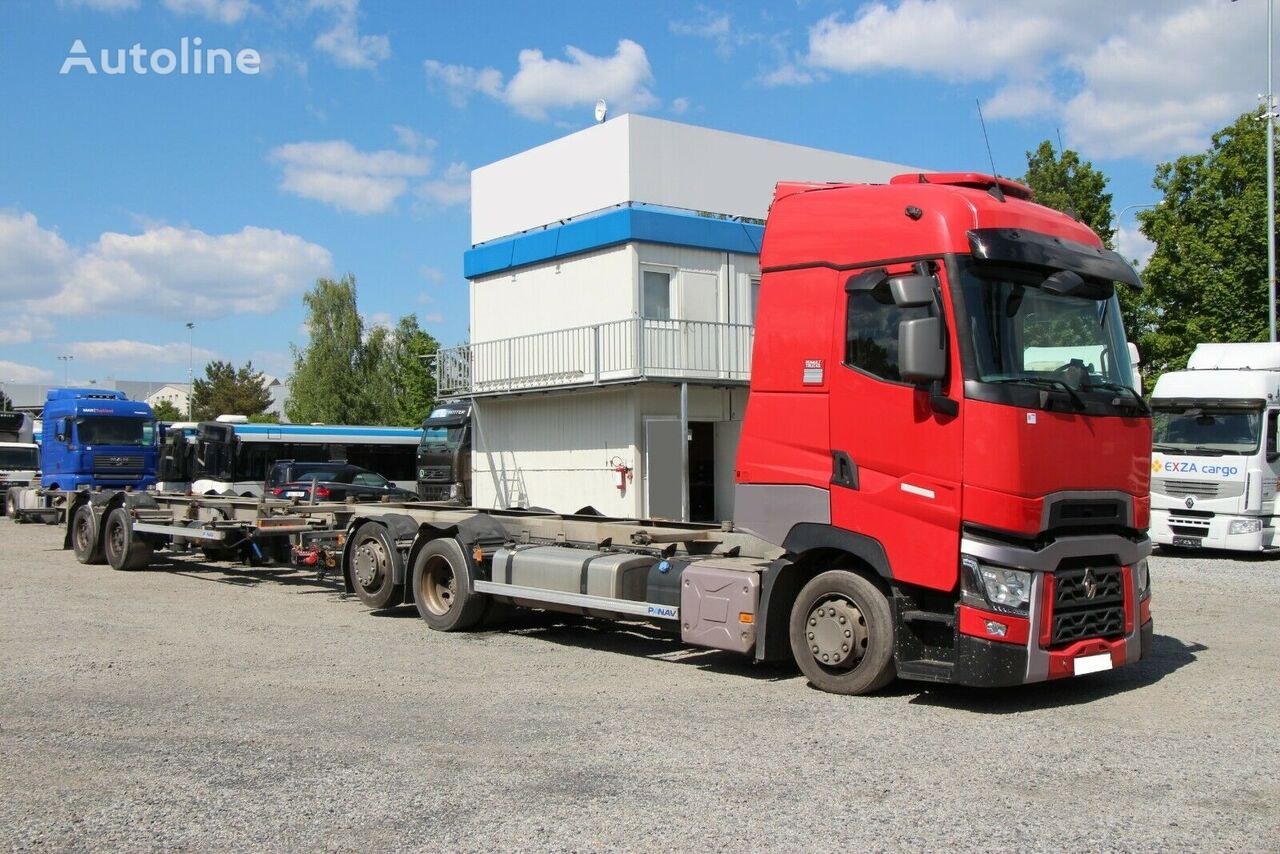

left=435, top=318, right=754, bottom=398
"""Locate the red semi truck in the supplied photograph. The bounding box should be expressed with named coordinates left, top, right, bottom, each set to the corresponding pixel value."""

left=63, top=171, right=1153, bottom=696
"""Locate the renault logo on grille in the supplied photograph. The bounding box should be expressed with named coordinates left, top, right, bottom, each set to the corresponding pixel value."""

left=1185, top=496, right=1196, bottom=509
left=1082, top=567, right=1099, bottom=600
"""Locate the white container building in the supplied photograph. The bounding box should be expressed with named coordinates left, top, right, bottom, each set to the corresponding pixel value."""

left=439, top=115, right=919, bottom=520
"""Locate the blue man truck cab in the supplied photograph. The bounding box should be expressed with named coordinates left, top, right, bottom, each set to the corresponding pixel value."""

left=40, top=389, right=157, bottom=490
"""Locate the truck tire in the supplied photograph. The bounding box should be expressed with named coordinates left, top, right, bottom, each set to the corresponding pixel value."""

left=103, top=507, right=153, bottom=571
left=412, top=537, right=487, bottom=631
left=348, top=522, right=403, bottom=609
left=71, top=504, right=105, bottom=565
left=789, top=570, right=896, bottom=695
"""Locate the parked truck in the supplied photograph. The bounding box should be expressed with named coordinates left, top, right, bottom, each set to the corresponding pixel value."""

left=1150, top=342, right=1280, bottom=551
left=9, top=389, right=157, bottom=522
left=0, top=411, right=39, bottom=517
left=416, top=400, right=471, bottom=502
left=54, top=172, right=1154, bottom=695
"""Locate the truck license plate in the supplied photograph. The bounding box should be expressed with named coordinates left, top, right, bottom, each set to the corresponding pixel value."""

left=1073, top=653, right=1113, bottom=676
left=1172, top=536, right=1202, bottom=548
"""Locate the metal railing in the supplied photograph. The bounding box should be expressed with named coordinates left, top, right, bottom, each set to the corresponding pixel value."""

left=435, top=318, right=754, bottom=397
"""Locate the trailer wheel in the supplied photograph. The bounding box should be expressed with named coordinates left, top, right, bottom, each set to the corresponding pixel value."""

left=349, top=522, right=403, bottom=609
left=412, top=538, right=487, bottom=631
left=789, top=570, right=896, bottom=695
left=71, top=504, right=105, bottom=565
left=103, top=507, right=153, bottom=571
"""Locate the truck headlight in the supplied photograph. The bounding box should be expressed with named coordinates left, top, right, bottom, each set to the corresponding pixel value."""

left=1229, top=518, right=1262, bottom=535
left=961, top=557, right=1031, bottom=615
left=1132, top=558, right=1151, bottom=600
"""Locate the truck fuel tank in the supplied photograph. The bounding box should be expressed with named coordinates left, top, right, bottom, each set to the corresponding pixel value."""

left=491, top=545, right=653, bottom=601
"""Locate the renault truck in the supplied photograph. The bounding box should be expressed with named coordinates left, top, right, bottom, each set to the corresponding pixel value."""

left=70, top=172, right=1155, bottom=695
left=0, top=411, right=39, bottom=517
left=1150, top=342, right=1280, bottom=551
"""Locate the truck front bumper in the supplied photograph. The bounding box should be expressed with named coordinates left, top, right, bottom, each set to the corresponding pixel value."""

left=1150, top=507, right=1276, bottom=551
left=954, top=616, right=1153, bottom=687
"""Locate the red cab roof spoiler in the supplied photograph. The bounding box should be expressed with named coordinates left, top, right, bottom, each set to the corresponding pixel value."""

left=890, top=172, right=1034, bottom=201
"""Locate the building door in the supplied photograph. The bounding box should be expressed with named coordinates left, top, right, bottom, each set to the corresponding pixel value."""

left=679, top=271, right=718, bottom=376
left=644, top=417, right=682, bottom=519
left=644, top=417, right=717, bottom=521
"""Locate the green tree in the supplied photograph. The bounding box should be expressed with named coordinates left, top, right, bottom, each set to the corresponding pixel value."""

left=286, top=275, right=372, bottom=425
left=191, top=360, right=274, bottom=421
left=1136, top=110, right=1274, bottom=386
left=286, top=276, right=439, bottom=425
left=1021, top=140, right=1116, bottom=248
left=383, top=315, right=440, bottom=425
left=247, top=412, right=280, bottom=424
left=150, top=399, right=182, bottom=421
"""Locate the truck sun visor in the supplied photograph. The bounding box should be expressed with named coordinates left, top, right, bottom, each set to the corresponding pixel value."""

left=967, top=228, right=1143, bottom=290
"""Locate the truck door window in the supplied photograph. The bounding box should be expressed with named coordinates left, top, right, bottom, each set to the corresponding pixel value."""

left=1268, top=412, right=1278, bottom=462
left=844, top=283, right=930, bottom=383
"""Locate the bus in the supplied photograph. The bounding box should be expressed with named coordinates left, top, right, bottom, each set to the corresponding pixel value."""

left=157, top=419, right=422, bottom=496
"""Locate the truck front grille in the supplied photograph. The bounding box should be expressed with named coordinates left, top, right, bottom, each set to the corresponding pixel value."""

left=1051, top=565, right=1125, bottom=645
left=418, top=466, right=450, bottom=482
left=93, top=453, right=145, bottom=474
left=1156, top=479, right=1222, bottom=498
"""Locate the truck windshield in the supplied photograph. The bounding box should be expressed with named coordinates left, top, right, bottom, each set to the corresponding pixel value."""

left=420, top=425, right=464, bottom=449
left=76, top=417, right=155, bottom=446
left=959, top=259, right=1134, bottom=391
left=1152, top=408, right=1261, bottom=455
left=0, top=447, right=38, bottom=469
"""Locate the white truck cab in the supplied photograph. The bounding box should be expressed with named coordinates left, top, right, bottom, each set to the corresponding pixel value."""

left=1150, top=343, right=1280, bottom=552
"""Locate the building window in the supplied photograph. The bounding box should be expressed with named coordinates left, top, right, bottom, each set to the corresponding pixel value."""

left=750, top=276, right=761, bottom=325
left=642, top=270, right=672, bottom=319
left=845, top=284, right=930, bottom=383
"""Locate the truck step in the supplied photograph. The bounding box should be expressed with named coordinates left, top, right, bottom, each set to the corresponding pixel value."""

left=895, top=659, right=955, bottom=683
left=901, top=609, right=955, bottom=627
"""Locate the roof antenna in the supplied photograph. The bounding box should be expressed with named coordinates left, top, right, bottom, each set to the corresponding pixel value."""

left=1056, top=127, right=1080, bottom=220
left=975, top=99, right=1004, bottom=202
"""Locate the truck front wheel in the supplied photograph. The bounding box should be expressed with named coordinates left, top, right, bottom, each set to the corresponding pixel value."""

left=789, top=570, right=896, bottom=695
left=348, top=522, right=403, bottom=609
left=411, top=538, right=487, bottom=631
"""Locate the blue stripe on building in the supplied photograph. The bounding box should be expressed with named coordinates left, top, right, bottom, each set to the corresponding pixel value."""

left=463, top=206, right=766, bottom=279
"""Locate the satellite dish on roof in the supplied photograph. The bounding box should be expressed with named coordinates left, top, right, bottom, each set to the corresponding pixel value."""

left=594, top=99, right=607, bottom=124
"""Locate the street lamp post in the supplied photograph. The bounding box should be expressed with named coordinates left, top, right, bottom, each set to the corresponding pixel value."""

left=185, top=322, right=195, bottom=419
left=1267, top=0, right=1277, bottom=342
left=56, top=355, right=74, bottom=385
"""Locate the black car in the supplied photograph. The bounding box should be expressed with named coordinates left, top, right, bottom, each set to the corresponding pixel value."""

left=266, top=462, right=417, bottom=503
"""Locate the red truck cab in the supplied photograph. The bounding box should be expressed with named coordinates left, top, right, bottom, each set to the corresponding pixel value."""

left=737, top=173, right=1153, bottom=693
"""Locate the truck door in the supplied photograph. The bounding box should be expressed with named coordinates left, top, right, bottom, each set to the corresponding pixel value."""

left=827, top=263, right=964, bottom=589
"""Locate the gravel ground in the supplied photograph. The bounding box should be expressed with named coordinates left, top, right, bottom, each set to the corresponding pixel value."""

left=1, top=516, right=1278, bottom=852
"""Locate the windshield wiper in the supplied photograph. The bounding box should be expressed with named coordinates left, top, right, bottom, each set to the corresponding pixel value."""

left=989, top=377, right=1085, bottom=410
left=1084, top=380, right=1151, bottom=415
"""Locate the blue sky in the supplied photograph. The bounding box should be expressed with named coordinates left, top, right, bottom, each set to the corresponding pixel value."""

left=0, top=0, right=1270, bottom=387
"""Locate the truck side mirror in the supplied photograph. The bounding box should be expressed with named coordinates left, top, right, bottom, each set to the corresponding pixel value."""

left=899, top=317, right=946, bottom=383
left=55, top=418, right=69, bottom=444
left=888, top=275, right=936, bottom=308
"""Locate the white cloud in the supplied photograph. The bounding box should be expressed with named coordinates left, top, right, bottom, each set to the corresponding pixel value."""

left=58, top=0, right=139, bottom=12
left=161, top=0, right=254, bottom=24
left=983, top=82, right=1057, bottom=120
left=67, top=339, right=219, bottom=366
left=417, top=161, right=470, bottom=208
left=419, top=266, right=444, bottom=284
left=789, top=0, right=1257, bottom=160
left=0, top=210, right=332, bottom=319
left=271, top=139, right=431, bottom=214
left=670, top=96, right=690, bottom=115
left=0, top=361, right=55, bottom=383
left=0, top=211, right=74, bottom=300
left=308, top=0, right=389, bottom=70
left=0, top=315, right=56, bottom=346
left=421, top=312, right=444, bottom=325
left=759, top=63, right=815, bottom=87
left=425, top=39, right=657, bottom=121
